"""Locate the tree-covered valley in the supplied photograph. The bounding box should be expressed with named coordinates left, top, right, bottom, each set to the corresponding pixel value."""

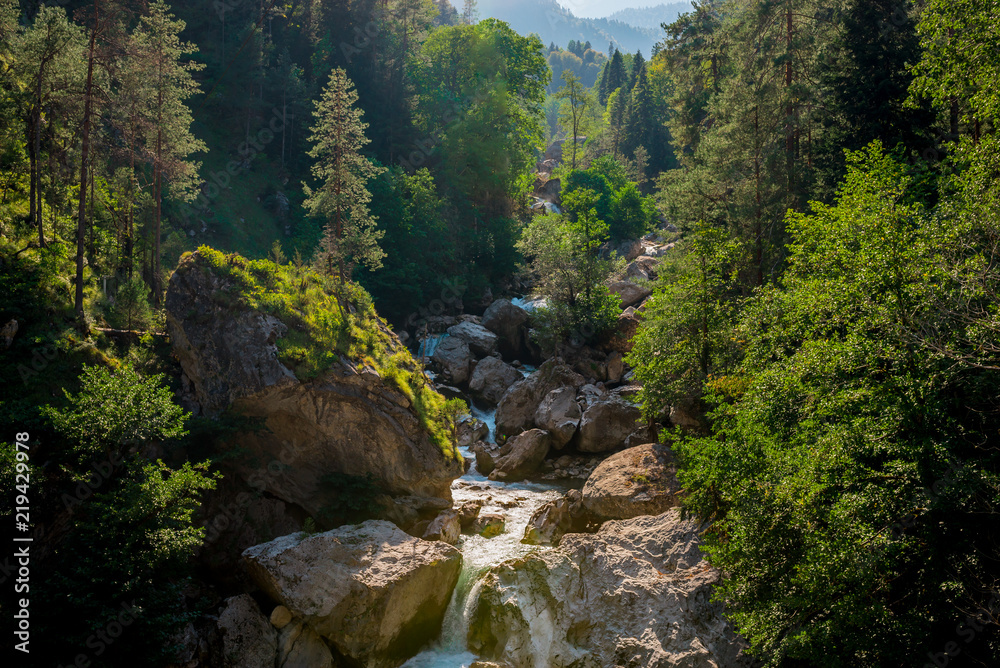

left=0, top=0, right=998, bottom=666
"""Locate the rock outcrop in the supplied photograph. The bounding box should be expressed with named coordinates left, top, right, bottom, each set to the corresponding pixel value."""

left=469, top=357, right=523, bottom=405
left=242, top=521, right=462, bottom=668
left=276, top=618, right=335, bottom=668
left=165, top=251, right=464, bottom=523
left=521, top=489, right=594, bottom=546
left=423, top=509, right=461, bottom=544
left=582, top=443, right=681, bottom=520
left=495, top=360, right=585, bottom=439
left=448, top=321, right=499, bottom=357
left=468, top=511, right=750, bottom=668
left=609, top=280, right=653, bottom=309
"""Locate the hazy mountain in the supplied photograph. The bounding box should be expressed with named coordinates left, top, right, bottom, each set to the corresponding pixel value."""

left=606, top=3, right=693, bottom=31
left=453, top=0, right=661, bottom=55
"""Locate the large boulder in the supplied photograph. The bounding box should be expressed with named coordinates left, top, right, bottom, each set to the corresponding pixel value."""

left=472, top=441, right=501, bottom=476
left=457, top=417, right=489, bottom=447
left=468, top=510, right=750, bottom=668
left=242, top=521, right=462, bottom=668
left=521, top=489, right=594, bottom=546
left=495, top=360, right=585, bottom=439
left=577, top=395, right=644, bottom=453
left=217, top=594, right=277, bottom=668
left=609, top=280, right=653, bottom=309
left=165, top=251, right=464, bottom=521
left=608, top=306, right=644, bottom=354
left=489, top=429, right=551, bottom=482
left=423, top=509, right=461, bottom=544
left=469, top=357, right=523, bottom=405
left=431, top=335, right=474, bottom=385
left=533, top=387, right=582, bottom=449
left=582, top=443, right=681, bottom=520
left=447, top=321, right=498, bottom=358
left=481, top=299, right=530, bottom=360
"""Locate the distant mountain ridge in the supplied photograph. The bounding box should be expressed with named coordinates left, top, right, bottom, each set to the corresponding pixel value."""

left=451, top=0, right=661, bottom=55
left=606, top=3, right=693, bottom=31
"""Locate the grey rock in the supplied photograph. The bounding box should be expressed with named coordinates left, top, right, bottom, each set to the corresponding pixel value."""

left=468, top=511, right=750, bottom=668
left=533, top=387, right=582, bottom=449
left=469, top=357, right=523, bottom=405
left=447, top=321, right=498, bottom=358
left=582, top=443, right=681, bottom=520
left=217, top=594, right=276, bottom=668
left=242, top=521, right=462, bottom=668
left=489, top=429, right=551, bottom=482
left=577, top=395, right=644, bottom=453
left=431, top=335, right=474, bottom=386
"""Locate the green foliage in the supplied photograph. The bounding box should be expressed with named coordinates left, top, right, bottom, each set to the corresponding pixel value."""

left=627, top=222, right=741, bottom=417
left=305, top=68, right=385, bottom=280
left=41, top=363, right=188, bottom=469
left=563, top=156, right=658, bottom=240
left=667, top=144, right=1000, bottom=665
left=530, top=285, right=621, bottom=351
left=41, top=458, right=219, bottom=666
left=103, top=276, right=155, bottom=331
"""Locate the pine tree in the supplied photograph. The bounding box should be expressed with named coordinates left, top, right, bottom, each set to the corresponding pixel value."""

left=629, top=50, right=646, bottom=90
left=305, top=68, right=385, bottom=287
left=600, top=49, right=627, bottom=105
left=132, top=0, right=205, bottom=305
left=12, top=6, right=86, bottom=249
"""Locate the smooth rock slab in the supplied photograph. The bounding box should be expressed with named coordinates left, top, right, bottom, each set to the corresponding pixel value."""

left=243, top=521, right=462, bottom=668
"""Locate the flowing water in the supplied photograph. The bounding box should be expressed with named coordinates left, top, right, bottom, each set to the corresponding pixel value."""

left=402, top=403, right=568, bottom=667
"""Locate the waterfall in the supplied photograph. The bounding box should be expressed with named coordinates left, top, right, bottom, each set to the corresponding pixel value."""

left=401, top=404, right=567, bottom=667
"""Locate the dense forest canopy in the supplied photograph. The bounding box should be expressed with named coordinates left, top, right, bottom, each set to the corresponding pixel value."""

left=0, top=0, right=998, bottom=665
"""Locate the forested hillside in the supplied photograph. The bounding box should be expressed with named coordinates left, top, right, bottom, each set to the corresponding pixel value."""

left=0, top=0, right=999, bottom=666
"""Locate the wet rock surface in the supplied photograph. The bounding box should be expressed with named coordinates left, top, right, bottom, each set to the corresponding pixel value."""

left=467, top=510, right=750, bottom=668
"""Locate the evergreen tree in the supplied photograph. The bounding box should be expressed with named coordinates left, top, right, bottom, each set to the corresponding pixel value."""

left=305, top=68, right=385, bottom=285
left=131, top=0, right=205, bottom=305
left=11, top=6, right=86, bottom=248
left=600, top=49, right=627, bottom=106
left=628, top=49, right=645, bottom=90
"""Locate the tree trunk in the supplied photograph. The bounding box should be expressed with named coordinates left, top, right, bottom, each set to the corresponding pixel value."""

left=75, top=18, right=98, bottom=325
